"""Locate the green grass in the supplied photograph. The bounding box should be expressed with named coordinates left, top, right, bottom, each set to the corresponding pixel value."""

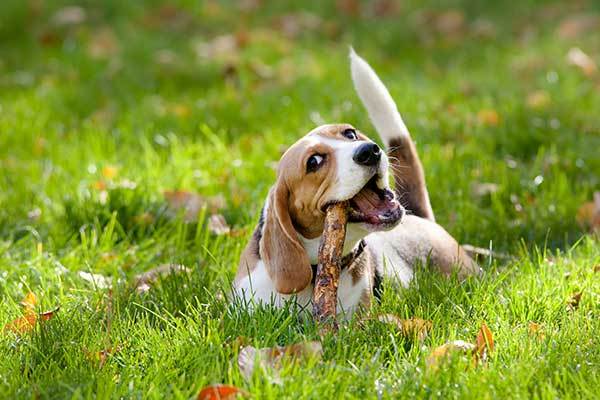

left=1, top=0, right=599, bottom=398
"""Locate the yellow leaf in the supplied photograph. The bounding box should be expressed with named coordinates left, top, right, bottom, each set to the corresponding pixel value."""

left=101, top=165, right=119, bottom=179
left=20, top=292, right=38, bottom=310
left=197, top=384, right=247, bottom=400
left=477, top=109, right=500, bottom=126
left=426, top=340, right=475, bottom=370
left=528, top=322, right=545, bottom=340
left=474, top=322, right=494, bottom=364
left=566, top=47, right=597, bottom=77
left=377, top=314, right=432, bottom=341
left=526, top=90, right=551, bottom=109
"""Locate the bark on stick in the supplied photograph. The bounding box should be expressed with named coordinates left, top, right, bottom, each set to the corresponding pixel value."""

left=312, top=201, right=348, bottom=328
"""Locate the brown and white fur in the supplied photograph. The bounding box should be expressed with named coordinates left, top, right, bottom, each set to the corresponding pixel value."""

left=232, top=49, right=480, bottom=316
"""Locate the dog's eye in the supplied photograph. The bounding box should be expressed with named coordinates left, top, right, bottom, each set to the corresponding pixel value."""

left=306, top=154, right=325, bottom=173
left=342, top=128, right=357, bottom=140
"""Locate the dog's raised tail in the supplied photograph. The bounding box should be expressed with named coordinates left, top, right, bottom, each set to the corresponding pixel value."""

left=350, top=48, right=435, bottom=221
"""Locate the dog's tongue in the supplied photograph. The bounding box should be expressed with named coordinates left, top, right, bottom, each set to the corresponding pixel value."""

left=350, top=184, right=399, bottom=222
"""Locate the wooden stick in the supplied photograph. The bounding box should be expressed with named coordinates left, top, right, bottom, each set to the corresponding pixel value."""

left=312, top=201, right=348, bottom=329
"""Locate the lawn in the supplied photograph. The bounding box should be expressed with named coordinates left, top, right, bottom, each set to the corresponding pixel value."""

left=1, top=0, right=599, bottom=398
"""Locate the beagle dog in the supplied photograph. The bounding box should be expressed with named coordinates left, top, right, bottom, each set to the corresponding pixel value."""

left=232, top=50, right=480, bottom=316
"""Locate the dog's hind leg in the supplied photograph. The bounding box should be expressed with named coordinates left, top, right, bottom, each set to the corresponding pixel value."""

left=350, top=49, right=435, bottom=222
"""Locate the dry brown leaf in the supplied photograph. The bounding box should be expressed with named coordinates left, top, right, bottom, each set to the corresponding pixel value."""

left=557, top=14, right=600, bottom=39
left=197, top=384, right=247, bottom=400
left=477, top=109, right=500, bottom=126
left=238, top=341, right=322, bottom=381
left=576, top=192, right=600, bottom=232
left=474, top=323, right=494, bottom=364
left=88, top=28, right=120, bottom=59
left=426, top=340, right=475, bottom=370
left=164, top=190, right=225, bottom=222
left=567, top=291, right=583, bottom=311
left=84, top=345, right=123, bottom=368
left=134, top=264, right=191, bottom=294
left=336, top=0, right=361, bottom=17
left=528, top=322, right=545, bottom=340
left=566, top=47, right=597, bottom=77
left=526, top=90, right=551, bottom=109
left=594, top=265, right=600, bottom=273
left=434, top=10, right=465, bottom=36
left=4, top=292, right=59, bottom=335
left=20, top=292, right=38, bottom=309
left=377, top=314, right=432, bottom=341
left=208, top=214, right=231, bottom=235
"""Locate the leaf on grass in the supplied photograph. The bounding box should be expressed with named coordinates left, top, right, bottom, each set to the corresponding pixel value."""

left=88, top=28, right=120, bottom=59
left=567, top=291, right=582, bottom=311
left=557, top=14, right=600, bottom=39
left=208, top=214, right=231, bottom=235
left=20, top=292, right=38, bottom=309
left=377, top=314, right=432, bottom=341
left=79, top=271, right=113, bottom=289
left=462, top=244, right=512, bottom=261
left=474, top=323, right=494, bottom=364
left=4, top=293, right=59, bottom=335
left=238, top=341, right=322, bottom=381
left=477, top=109, right=500, bottom=126
left=164, top=190, right=226, bottom=222
left=594, top=265, right=600, bottom=273
left=101, top=165, right=119, bottom=179
left=576, top=192, right=600, bottom=233
left=197, top=384, right=247, bottom=400
left=134, top=264, right=191, bottom=294
left=51, top=6, right=86, bottom=26
left=426, top=340, right=475, bottom=370
left=84, top=345, right=122, bottom=368
left=566, top=47, right=597, bottom=77
left=526, top=90, right=551, bottom=109
left=528, top=322, right=545, bottom=340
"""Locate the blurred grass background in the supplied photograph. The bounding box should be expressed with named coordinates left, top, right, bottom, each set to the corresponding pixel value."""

left=0, top=0, right=599, bottom=398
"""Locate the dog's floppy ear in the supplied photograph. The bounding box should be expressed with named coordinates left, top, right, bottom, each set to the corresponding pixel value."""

left=260, top=180, right=312, bottom=294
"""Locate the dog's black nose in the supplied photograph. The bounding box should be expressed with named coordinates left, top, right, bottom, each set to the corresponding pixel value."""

left=353, top=143, right=381, bottom=166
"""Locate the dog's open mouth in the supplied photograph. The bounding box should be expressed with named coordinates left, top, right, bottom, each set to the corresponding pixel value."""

left=348, top=175, right=404, bottom=227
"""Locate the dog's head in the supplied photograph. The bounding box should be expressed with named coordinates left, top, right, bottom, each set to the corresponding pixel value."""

left=259, top=123, right=404, bottom=294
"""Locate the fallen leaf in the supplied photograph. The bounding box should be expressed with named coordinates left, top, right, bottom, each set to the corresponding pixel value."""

left=557, top=14, right=600, bottom=39
left=567, top=291, right=582, bottom=311
left=426, top=340, right=475, bottom=370
left=576, top=192, right=600, bottom=232
left=477, top=109, right=500, bottom=126
left=594, top=265, right=600, bottom=273
left=134, top=263, right=191, bottom=293
left=528, top=322, right=545, bottom=340
left=377, top=314, right=432, bottom=341
left=336, top=0, right=361, bottom=17
left=462, top=244, right=512, bottom=261
left=197, top=384, right=247, bottom=400
left=88, top=28, right=120, bottom=59
left=164, top=190, right=226, bottom=222
left=526, top=90, right=551, bottom=109
left=474, top=323, right=494, bottom=363
left=84, top=345, right=122, bottom=368
left=79, top=271, right=112, bottom=289
left=434, top=10, right=465, bottom=36
left=238, top=341, right=322, bottom=381
left=101, top=165, right=118, bottom=179
left=208, top=214, right=231, bottom=235
left=566, top=47, right=597, bottom=77
left=20, top=292, right=37, bottom=309
left=4, top=293, right=59, bottom=334
left=51, top=6, right=86, bottom=26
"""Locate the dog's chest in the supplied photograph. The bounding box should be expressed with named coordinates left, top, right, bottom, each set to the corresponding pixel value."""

left=232, top=260, right=369, bottom=316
